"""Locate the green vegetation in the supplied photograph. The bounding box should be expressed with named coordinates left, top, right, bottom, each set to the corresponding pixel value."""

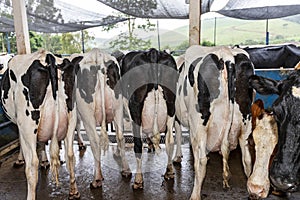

left=149, top=16, right=300, bottom=52
left=103, top=16, right=155, bottom=51
left=201, top=17, right=300, bottom=46
left=0, top=30, right=95, bottom=54
left=1, top=16, right=299, bottom=54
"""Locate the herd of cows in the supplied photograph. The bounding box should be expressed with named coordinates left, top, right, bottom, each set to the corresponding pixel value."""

left=0, top=45, right=299, bottom=200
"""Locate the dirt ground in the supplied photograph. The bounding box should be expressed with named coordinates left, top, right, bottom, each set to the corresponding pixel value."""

left=0, top=137, right=299, bottom=200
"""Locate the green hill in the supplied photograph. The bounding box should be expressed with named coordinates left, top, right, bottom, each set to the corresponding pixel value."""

left=201, top=17, right=300, bottom=46
left=150, top=16, right=300, bottom=49
left=97, top=16, right=300, bottom=51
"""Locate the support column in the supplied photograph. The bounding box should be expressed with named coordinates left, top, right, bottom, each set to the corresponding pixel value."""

left=189, top=0, right=201, bottom=46
left=12, top=0, right=31, bottom=54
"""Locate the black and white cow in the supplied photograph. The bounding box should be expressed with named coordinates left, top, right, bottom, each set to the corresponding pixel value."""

left=0, top=54, right=13, bottom=74
left=0, top=53, right=51, bottom=169
left=242, top=44, right=300, bottom=69
left=175, top=45, right=254, bottom=200
left=0, top=49, right=83, bottom=199
left=70, top=48, right=131, bottom=189
left=250, top=71, right=300, bottom=194
left=119, top=48, right=178, bottom=189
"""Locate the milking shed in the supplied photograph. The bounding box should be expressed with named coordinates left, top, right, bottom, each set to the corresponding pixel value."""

left=0, top=0, right=300, bottom=200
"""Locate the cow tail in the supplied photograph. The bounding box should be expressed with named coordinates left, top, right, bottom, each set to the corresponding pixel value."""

left=152, top=87, right=161, bottom=153
left=99, top=61, right=109, bottom=153
left=47, top=54, right=61, bottom=186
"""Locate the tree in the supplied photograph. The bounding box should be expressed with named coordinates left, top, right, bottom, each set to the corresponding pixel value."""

left=41, top=33, right=62, bottom=53
left=59, top=30, right=95, bottom=54
left=104, top=16, right=155, bottom=51
left=61, top=33, right=80, bottom=54
left=27, top=0, right=64, bottom=25
left=29, top=32, right=44, bottom=52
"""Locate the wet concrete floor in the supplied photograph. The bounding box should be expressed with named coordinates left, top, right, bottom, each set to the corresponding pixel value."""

left=0, top=137, right=299, bottom=200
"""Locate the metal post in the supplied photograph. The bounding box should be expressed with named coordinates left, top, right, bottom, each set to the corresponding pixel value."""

left=157, top=20, right=161, bottom=51
left=81, top=29, right=85, bottom=53
left=1, top=33, right=4, bottom=52
left=6, top=33, right=11, bottom=54
left=266, top=19, right=269, bottom=45
left=214, top=17, right=217, bottom=46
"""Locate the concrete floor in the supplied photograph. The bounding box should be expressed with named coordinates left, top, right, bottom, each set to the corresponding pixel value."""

left=0, top=138, right=299, bottom=200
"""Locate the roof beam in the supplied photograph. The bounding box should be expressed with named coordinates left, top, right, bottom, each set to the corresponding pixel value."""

left=12, top=0, right=31, bottom=54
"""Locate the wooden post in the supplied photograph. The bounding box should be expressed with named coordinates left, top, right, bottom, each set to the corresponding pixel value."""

left=189, top=0, right=201, bottom=46
left=12, top=0, right=31, bottom=54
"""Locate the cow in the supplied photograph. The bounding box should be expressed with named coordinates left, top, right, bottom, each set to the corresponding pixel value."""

left=242, top=44, right=300, bottom=69
left=171, top=54, right=185, bottom=164
left=73, top=49, right=127, bottom=152
left=0, top=49, right=83, bottom=200
left=250, top=70, right=300, bottom=194
left=0, top=53, right=13, bottom=74
left=119, top=48, right=178, bottom=189
left=70, top=48, right=131, bottom=189
left=247, top=99, right=278, bottom=199
left=175, top=45, right=254, bottom=200
left=0, top=53, right=50, bottom=169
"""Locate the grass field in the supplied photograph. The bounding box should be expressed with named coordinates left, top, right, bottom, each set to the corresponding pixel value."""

left=148, top=16, right=300, bottom=49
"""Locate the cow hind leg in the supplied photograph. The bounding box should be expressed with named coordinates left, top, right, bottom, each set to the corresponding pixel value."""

left=239, top=130, right=252, bottom=178
left=38, top=142, right=50, bottom=169
left=84, top=120, right=104, bottom=189
left=189, top=131, right=208, bottom=200
left=115, top=130, right=132, bottom=178
left=113, top=96, right=131, bottom=177
left=19, top=128, right=39, bottom=200
left=221, top=137, right=231, bottom=189
left=132, top=123, right=144, bottom=190
left=76, top=119, right=86, bottom=151
left=64, top=119, right=80, bottom=199
left=13, top=147, right=25, bottom=168
left=114, top=97, right=132, bottom=178
left=173, top=119, right=183, bottom=164
left=164, top=115, right=175, bottom=179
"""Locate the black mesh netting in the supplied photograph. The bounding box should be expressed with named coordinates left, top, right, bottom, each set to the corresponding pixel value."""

left=216, top=0, right=300, bottom=20
left=0, top=0, right=128, bottom=33
left=1, top=0, right=300, bottom=33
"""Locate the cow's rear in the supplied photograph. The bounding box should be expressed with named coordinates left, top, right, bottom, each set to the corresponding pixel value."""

left=120, top=48, right=178, bottom=189
left=0, top=50, right=83, bottom=200
left=175, top=46, right=254, bottom=200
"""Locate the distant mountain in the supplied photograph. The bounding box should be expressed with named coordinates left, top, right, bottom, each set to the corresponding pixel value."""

left=284, top=14, right=300, bottom=24
left=93, top=15, right=300, bottom=51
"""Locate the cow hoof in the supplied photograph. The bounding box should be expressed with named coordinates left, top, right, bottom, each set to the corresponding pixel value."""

left=113, top=151, right=121, bottom=159
left=172, top=156, right=182, bottom=165
left=78, top=145, right=86, bottom=151
left=69, top=191, right=80, bottom=199
left=132, top=181, right=143, bottom=190
left=13, top=160, right=25, bottom=168
left=223, top=183, right=231, bottom=191
left=164, top=173, right=175, bottom=180
left=164, top=172, right=175, bottom=180
left=121, top=170, right=132, bottom=178
left=248, top=193, right=260, bottom=200
left=90, top=179, right=103, bottom=189
left=147, top=145, right=155, bottom=153
left=40, top=160, right=50, bottom=170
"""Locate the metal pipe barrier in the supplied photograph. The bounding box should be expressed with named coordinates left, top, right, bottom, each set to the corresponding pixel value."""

left=0, top=121, right=12, bottom=129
